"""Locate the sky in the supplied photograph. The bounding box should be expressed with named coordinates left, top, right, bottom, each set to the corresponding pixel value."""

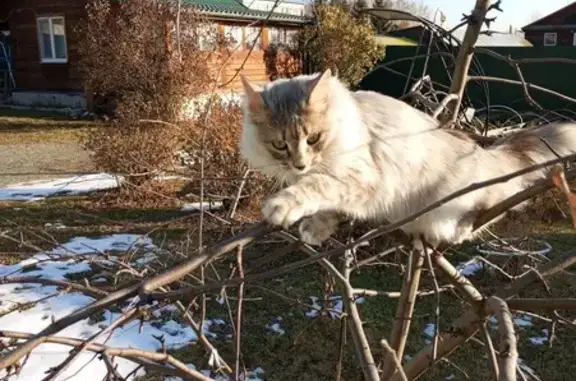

left=422, top=0, right=573, bottom=31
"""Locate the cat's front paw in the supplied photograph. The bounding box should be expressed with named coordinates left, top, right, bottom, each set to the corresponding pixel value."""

left=262, top=192, right=310, bottom=229
left=298, top=213, right=339, bottom=246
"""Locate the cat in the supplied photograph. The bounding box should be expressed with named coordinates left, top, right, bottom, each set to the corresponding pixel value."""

left=238, top=69, right=576, bottom=248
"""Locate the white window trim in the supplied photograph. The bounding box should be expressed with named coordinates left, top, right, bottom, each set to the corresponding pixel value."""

left=543, top=32, right=557, bottom=46
left=37, top=16, right=68, bottom=64
left=223, top=25, right=243, bottom=51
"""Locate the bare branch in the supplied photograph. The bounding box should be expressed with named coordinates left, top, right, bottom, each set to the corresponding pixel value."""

left=487, top=296, right=518, bottom=381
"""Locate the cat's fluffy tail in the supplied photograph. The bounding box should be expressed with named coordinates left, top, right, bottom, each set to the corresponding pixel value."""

left=490, top=123, right=576, bottom=182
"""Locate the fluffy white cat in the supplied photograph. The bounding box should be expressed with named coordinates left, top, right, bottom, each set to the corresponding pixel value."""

left=239, top=69, right=576, bottom=247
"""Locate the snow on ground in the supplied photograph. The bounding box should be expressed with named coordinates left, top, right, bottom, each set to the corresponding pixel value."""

left=0, top=173, right=122, bottom=202
left=0, top=234, right=264, bottom=381
left=456, top=258, right=484, bottom=276
left=305, top=295, right=365, bottom=319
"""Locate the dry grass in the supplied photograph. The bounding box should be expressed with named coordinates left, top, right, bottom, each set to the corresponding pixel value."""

left=1, top=190, right=575, bottom=381
left=0, top=108, right=97, bottom=144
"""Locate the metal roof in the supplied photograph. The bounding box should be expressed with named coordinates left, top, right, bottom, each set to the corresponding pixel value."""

left=182, top=0, right=310, bottom=23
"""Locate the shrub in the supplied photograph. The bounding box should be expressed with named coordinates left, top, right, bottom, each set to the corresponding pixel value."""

left=77, top=0, right=218, bottom=184
left=77, top=0, right=268, bottom=213
left=296, top=4, right=385, bottom=86
left=178, top=97, right=270, bottom=217
left=263, top=43, right=302, bottom=81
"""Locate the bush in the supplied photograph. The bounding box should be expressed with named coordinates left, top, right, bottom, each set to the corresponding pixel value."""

left=263, top=43, right=302, bottom=81
left=77, top=0, right=218, bottom=185
left=77, top=0, right=268, bottom=213
left=296, top=4, right=384, bottom=86
left=82, top=122, right=178, bottom=182
left=178, top=98, right=270, bottom=217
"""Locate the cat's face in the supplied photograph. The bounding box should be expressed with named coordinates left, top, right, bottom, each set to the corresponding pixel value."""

left=240, top=70, right=333, bottom=176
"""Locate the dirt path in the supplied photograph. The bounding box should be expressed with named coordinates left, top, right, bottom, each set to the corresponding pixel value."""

left=0, top=142, right=94, bottom=187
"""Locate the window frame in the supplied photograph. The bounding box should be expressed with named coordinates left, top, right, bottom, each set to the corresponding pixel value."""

left=244, top=26, right=263, bottom=50
left=37, top=15, right=68, bottom=64
left=543, top=32, right=557, bottom=46
left=223, top=25, right=244, bottom=50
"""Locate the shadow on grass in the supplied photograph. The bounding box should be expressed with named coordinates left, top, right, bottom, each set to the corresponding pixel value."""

left=164, top=226, right=576, bottom=381
left=0, top=107, right=99, bottom=132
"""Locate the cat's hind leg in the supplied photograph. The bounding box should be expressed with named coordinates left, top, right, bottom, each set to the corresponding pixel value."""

left=298, top=211, right=341, bottom=246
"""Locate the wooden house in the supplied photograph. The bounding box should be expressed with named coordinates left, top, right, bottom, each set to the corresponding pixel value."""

left=0, top=0, right=310, bottom=109
left=522, top=1, right=576, bottom=47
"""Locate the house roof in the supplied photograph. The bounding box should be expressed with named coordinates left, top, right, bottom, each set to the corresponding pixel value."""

left=182, top=0, right=310, bottom=24
left=522, top=1, right=576, bottom=31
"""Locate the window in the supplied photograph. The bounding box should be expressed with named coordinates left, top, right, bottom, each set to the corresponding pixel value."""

left=269, top=28, right=285, bottom=45
left=285, top=30, right=297, bottom=47
left=198, top=23, right=218, bottom=51
left=269, top=28, right=297, bottom=47
left=245, top=27, right=263, bottom=50
left=37, top=16, right=67, bottom=63
left=543, top=32, right=557, bottom=46
left=223, top=25, right=243, bottom=50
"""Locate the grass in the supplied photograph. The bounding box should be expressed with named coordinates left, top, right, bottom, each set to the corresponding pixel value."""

left=0, top=107, right=99, bottom=144
left=2, top=193, right=575, bottom=381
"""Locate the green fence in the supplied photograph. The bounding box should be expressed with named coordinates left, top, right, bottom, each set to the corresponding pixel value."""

left=358, top=46, right=576, bottom=114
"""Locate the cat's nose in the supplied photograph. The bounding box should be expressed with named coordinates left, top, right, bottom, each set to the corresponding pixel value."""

left=294, top=164, right=306, bottom=171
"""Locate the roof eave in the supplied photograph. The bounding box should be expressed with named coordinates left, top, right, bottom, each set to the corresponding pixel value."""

left=521, top=1, right=576, bottom=30
left=197, top=10, right=310, bottom=25
left=522, top=24, right=576, bottom=31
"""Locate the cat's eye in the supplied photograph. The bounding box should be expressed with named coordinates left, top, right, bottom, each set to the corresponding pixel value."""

left=307, top=132, right=321, bottom=145
left=271, top=140, right=287, bottom=150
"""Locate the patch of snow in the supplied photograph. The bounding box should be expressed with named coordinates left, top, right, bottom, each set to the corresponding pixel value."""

left=456, top=258, right=483, bottom=276
left=44, top=222, right=67, bottom=230
left=305, top=295, right=365, bottom=320
left=0, top=234, right=156, bottom=279
left=423, top=323, right=436, bottom=338
left=182, top=201, right=223, bottom=212
left=0, top=234, right=263, bottom=380
left=0, top=173, right=122, bottom=202
left=529, top=329, right=549, bottom=346
left=266, top=317, right=285, bottom=336
left=514, top=314, right=533, bottom=328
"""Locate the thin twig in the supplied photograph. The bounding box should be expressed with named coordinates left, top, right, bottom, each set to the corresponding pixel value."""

left=0, top=331, right=215, bottom=381
left=480, top=323, right=500, bottom=380
left=234, top=245, right=245, bottom=381
left=380, top=340, right=409, bottom=381
left=40, top=308, right=140, bottom=381
left=422, top=238, right=441, bottom=364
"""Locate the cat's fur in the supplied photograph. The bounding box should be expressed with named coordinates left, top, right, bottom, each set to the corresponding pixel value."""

left=239, top=69, right=576, bottom=247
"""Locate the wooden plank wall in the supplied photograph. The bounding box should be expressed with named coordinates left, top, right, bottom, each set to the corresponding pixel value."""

left=4, top=0, right=304, bottom=93
left=210, top=49, right=302, bottom=90
left=7, top=0, right=86, bottom=92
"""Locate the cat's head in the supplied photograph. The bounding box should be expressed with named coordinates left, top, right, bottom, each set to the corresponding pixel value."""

left=239, top=69, right=335, bottom=179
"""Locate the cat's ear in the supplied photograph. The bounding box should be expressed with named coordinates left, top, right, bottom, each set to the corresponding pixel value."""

left=306, top=68, right=332, bottom=105
left=240, top=74, right=264, bottom=112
